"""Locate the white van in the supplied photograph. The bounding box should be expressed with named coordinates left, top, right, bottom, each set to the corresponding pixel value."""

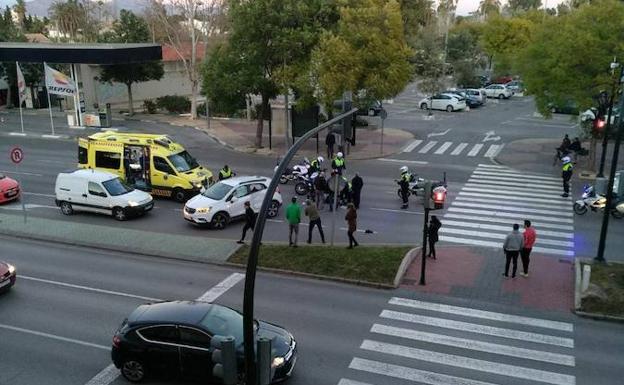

left=55, top=169, right=154, bottom=221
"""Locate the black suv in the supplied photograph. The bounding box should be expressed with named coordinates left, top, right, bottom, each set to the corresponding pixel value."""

left=112, top=301, right=297, bottom=383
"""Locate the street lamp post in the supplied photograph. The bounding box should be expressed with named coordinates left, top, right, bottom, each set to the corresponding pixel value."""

left=597, top=59, right=620, bottom=178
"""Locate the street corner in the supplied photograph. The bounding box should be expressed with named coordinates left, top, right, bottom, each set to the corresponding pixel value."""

left=501, top=253, right=575, bottom=312
left=347, top=126, right=415, bottom=160
left=494, top=137, right=561, bottom=175
left=399, top=245, right=486, bottom=295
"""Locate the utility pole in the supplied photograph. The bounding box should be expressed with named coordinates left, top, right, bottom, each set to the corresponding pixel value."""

left=596, top=65, right=624, bottom=263
left=598, top=58, right=620, bottom=178
left=419, top=182, right=431, bottom=285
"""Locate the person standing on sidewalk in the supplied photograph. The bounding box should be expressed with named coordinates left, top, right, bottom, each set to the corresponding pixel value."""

left=520, top=220, right=536, bottom=277
left=502, top=223, right=524, bottom=278
left=345, top=203, right=359, bottom=249
left=561, top=156, right=573, bottom=197
left=285, top=197, right=301, bottom=247
left=325, top=131, right=336, bottom=159
left=351, top=172, right=363, bottom=209
left=427, top=215, right=441, bottom=259
left=305, top=199, right=325, bottom=244
left=237, top=201, right=256, bottom=244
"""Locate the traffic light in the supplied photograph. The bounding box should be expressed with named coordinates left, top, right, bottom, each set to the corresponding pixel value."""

left=423, top=182, right=432, bottom=210
left=595, top=118, right=606, bottom=131
left=211, top=335, right=237, bottom=385
left=432, top=186, right=447, bottom=210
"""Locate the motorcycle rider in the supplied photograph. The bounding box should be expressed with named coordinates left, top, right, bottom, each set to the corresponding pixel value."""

left=309, top=156, right=324, bottom=174
left=219, top=165, right=235, bottom=180
left=398, top=166, right=411, bottom=209
left=332, top=152, right=346, bottom=175
left=561, top=156, right=573, bottom=197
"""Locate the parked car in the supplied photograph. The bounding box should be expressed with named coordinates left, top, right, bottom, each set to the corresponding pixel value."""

left=548, top=100, right=579, bottom=115
left=505, top=80, right=524, bottom=94
left=484, top=84, right=513, bottom=99
left=55, top=169, right=154, bottom=221
left=111, top=301, right=297, bottom=383
left=184, top=176, right=282, bottom=229
left=0, top=174, right=20, bottom=204
left=356, top=99, right=383, bottom=116
left=0, top=261, right=16, bottom=293
left=449, top=89, right=481, bottom=108
left=419, top=93, right=467, bottom=112
left=463, top=88, right=487, bottom=105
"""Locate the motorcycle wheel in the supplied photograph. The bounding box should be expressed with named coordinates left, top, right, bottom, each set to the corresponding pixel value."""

left=295, top=182, right=309, bottom=196
left=611, top=209, right=624, bottom=219
left=573, top=202, right=588, bottom=215
left=279, top=175, right=289, bottom=184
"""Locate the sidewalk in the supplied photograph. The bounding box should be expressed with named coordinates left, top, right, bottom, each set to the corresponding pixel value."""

left=400, top=245, right=575, bottom=312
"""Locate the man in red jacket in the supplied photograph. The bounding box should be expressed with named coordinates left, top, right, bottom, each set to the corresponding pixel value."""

left=521, top=220, right=537, bottom=277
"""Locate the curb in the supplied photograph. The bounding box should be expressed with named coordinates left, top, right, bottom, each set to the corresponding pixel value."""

left=393, top=247, right=419, bottom=288
left=573, top=310, right=624, bottom=323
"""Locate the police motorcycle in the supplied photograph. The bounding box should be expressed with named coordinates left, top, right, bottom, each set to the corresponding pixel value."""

left=395, top=172, right=446, bottom=199
left=573, top=184, right=624, bottom=219
left=277, top=157, right=311, bottom=184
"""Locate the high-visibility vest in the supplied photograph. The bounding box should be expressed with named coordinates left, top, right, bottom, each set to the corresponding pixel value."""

left=562, top=163, right=573, bottom=172
left=220, top=168, right=232, bottom=178
left=334, top=158, right=345, bottom=167
left=401, top=172, right=412, bottom=182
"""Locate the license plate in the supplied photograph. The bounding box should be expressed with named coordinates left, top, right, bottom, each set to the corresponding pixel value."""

left=0, top=279, right=11, bottom=288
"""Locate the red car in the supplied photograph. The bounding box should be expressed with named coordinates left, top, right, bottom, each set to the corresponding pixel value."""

left=0, top=261, right=16, bottom=292
left=0, top=173, right=20, bottom=203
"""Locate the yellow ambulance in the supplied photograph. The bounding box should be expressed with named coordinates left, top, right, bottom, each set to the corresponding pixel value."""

left=78, top=132, right=213, bottom=202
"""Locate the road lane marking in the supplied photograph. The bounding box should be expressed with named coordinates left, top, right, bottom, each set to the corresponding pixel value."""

left=484, top=144, right=503, bottom=158
left=389, top=297, right=574, bottom=331
left=0, top=170, right=44, bottom=177
left=196, top=272, right=245, bottom=303
left=450, top=142, right=468, bottom=155
left=477, top=163, right=507, bottom=169
left=371, top=324, right=575, bottom=366
left=441, top=219, right=573, bottom=239
left=451, top=201, right=573, bottom=217
left=378, top=158, right=429, bottom=165
left=467, top=143, right=483, bottom=157
left=360, top=340, right=575, bottom=385
left=349, top=357, right=498, bottom=385
left=380, top=310, right=574, bottom=347
left=469, top=175, right=561, bottom=187
left=434, top=141, right=453, bottom=155
left=473, top=169, right=561, bottom=182
left=337, top=379, right=374, bottom=385
left=84, top=365, right=119, bottom=385
left=371, top=208, right=424, bottom=215
left=463, top=184, right=570, bottom=200
left=418, top=141, right=438, bottom=154
left=440, top=228, right=573, bottom=247
left=439, top=235, right=575, bottom=256
left=448, top=207, right=573, bottom=224
left=402, top=139, right=422, bottom=152
left=0, top=323, right=109, bottom=350
left=458, top=191, right=570, bottom=205
left=443, top=213, right=574, bottom=231
left=20, top=275, right=162, bottom=302
left=455, top=195, right=570, bottom=210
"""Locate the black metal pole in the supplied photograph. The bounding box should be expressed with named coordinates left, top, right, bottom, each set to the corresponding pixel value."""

left=598, top=86, right=617, bottom=178
left=596, top=68, right=624, bottom=263
left=243, top=108, right=358, bottom=385
left=419, top=207, right=429, bottom=285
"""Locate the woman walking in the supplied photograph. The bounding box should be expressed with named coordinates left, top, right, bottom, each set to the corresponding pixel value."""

left=345, top=203, right=359, bottom=249
left=428, top=215, right=441, bottom=259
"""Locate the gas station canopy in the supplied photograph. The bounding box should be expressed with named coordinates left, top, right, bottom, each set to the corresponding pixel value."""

left=0, top=42, right=162, bottom=64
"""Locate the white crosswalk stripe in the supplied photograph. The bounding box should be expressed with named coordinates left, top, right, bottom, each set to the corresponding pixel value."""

left=398, top=141, right=504, bottom=158
left=467, top=143, right=484, bottom=157
left=484, top=144, right=504, bottom=158
left=439, top=164, right=575, bottom=256
left=451, top=142, right=469, bottom=155
left=338, top=297, right=575, bottom=385
left=402, top=139, right=422, bottom=152
left=419, top=141, right=438, bottom=153
left=434, top=141, right=453, bottom=154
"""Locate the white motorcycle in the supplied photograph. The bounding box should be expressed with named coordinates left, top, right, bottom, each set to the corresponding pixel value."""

left=574, top=184, right=624, bottom=219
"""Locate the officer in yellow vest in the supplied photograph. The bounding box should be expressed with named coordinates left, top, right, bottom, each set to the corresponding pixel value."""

left=332, top=152, right=345, bottom=175
left=561, top=156, right=573, bottom=197
left=219, top=165, right=234, bottom=181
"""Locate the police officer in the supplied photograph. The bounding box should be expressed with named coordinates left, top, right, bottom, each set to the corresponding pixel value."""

left=332, top=152, right=346, bottom=175
left=561, top=156, right=573, bottom=197
left=219, top=165, right=234, bottom=180
left=398, top=166, right=411, bottom=209
left=309, top=156, right=324, bottom=174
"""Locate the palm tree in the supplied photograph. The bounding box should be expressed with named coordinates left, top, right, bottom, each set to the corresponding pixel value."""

left=13, top=0, right=26, bottom=30
left=49, top=0, right=87, bottom=41
left=478, top=0, right=501, bottom=18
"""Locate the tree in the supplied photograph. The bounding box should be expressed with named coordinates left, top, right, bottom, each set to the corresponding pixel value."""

left=13, top=0, right=26, bottom=30
left=447, top=21, right=486, bottom=86
left=478, top=0, right=501, bottom=18
left=480, top=15, right=534, bottom=75
left=505, top=0, right=543, bottom=14
left=398, top=0, right=434, bottom=47
left=98, top=10, right=164, bottom=115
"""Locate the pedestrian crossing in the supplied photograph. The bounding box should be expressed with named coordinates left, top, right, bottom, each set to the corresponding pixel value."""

left=440, top=164, right=574, bottom=256
left=402, top=140, right=504, bottom=158
left=338, top=297, right=576, bottom=385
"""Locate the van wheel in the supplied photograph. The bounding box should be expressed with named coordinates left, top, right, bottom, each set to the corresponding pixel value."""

left=446, top=105, right=454, bottom=112
left=113, top=207, right=127, bottom=221
left=172, top=188, right=186, bottom=203
left=121, top=359, right=146, bottom=383
left=60, top=201, right=73, bottom=215
left=267, top=200, right=280, bottom=218
left=211, top=212, right=229, bottom=230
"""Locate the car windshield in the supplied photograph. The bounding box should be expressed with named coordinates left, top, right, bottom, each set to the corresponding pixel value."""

left=102, top=178, right=134, bottom=196
left=168, top=151, right=199, bottom=173
left=201, top=182, right=232, bottom=200
left=200, top=305, right=244, bottom=345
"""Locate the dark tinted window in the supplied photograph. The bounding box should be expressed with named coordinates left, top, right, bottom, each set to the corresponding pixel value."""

left=179, top=327, right=211, bottom=349
left=102, top=178, right=134, bottom=196
left=138, top=326, right=179, bottom=344
left=95, top=151, right=121, bottom=169
left=153, top=157, right=175, bottom=174
left=78, top=147, right=88, bottom=164
left=200, top=306, right=243, bottom=344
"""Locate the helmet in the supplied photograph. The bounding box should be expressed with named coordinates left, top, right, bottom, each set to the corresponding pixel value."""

left=337, top=152, right=343, bottom=158
left=562, top=156, right=571, bottom=164
left=317, top=156, right=324, bottom=163
left=400, top=166, right=409, bottom=173
left=303, top=157, right=310, bottom=164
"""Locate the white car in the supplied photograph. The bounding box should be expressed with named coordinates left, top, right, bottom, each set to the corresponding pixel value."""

left=184, top=176, right=282, bottom=229
left=55, top=169, right=153, bottom=221
left=419, top=93, right=467, bottom=112
left=484, top=84, right=513, bottom=99
left=464, top=88, right=487, bottom=104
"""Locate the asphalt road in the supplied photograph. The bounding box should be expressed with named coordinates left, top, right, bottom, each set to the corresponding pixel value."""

left=1, top=237, right=623, bottom=385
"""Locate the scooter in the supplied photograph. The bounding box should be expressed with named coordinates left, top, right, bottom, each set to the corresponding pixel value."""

left=573, top=184, right=624, bottom=219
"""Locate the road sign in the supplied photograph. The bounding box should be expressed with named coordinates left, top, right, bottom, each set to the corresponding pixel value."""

left=10, top=147, right=24, bottom=164
left=380, top=108, right=388, bottom=120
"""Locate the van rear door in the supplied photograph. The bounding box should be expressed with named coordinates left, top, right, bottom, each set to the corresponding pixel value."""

left=78, top=138, right=88, bottom=167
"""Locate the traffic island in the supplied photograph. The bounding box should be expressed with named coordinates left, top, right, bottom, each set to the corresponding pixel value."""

left=229, top=244, right=413, bottom=288
left=576, top=259, right=624, bottom=322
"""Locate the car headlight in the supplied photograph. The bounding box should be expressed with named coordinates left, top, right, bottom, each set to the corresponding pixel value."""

left=271, top=356, right=285, bottom=368
left=128, top=201, right=139, bottom=207
left=7, top=264, right=15, bottom=274
left=196, top=207, right=211, bottom=213
left=193, top=181, right=203, bottom=189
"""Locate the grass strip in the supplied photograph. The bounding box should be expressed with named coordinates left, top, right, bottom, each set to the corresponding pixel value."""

left=581, top=262, right=624, bottom=317
left=229, top=245, right=412, bottom=285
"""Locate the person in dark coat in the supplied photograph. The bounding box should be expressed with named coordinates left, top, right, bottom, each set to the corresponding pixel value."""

left=427, top=215, right=441, bottom=259
left=345, top=203, right=359, bottom=249
left=237, top=201, right=255, bottom=244
left=351, top=172, right=363, bottom=209
left=325, top=131, right=336, bottom=159
left=314, top=172, right=329, bottom=210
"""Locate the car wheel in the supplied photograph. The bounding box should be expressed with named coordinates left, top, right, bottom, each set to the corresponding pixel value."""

left=121, top=359, right=146, bottom=383
left=267, top=200, right=280, bottom=218
left=113, top=207, right=127, bottom=221
left=172, top=188, right=186, bottom=203
left=420, top=103, right=428, bottom=110
left=211, top=212, right=229, bottom=230
left=294, top=182, right=309, bottom=196
left=446, top=105, right=454, bottom=112
left=498, top=94, right=505, bottom=99
left=573, top=203, right=587, bottom=215
left=60, top=201, right=73, bottom=216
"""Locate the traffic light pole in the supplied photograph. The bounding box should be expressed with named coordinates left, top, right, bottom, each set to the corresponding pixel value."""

left=598, top=82, right=618, bottom=177
left=419, top=182, right=431, bottom=286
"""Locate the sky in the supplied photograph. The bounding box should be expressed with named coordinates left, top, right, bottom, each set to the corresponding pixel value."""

left=456, top=0, right=566, bottom=15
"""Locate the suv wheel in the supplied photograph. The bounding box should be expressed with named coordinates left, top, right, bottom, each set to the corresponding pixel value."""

left=498, top=94, right=505, bottom=99
left=173, top=188, right=186, bottom=203
left=60, top=201, right=73, bottom=215
left=121, top=359, right=146, bottom=383
left=113, top=207, right=127, bottom=221
left=267, top=200, right=280, bottom=218
left=446, top=105, right=454, bottom=112
left=211, top=212, right=229, bottom=230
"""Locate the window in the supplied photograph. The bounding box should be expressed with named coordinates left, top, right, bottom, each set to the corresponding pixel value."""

left=153, top=157, right=175, bottom=174
left=167, top=151, right=199, bottom=173
left=95, top=151, right=121, bottom=169
left=200, top=306, right=243, bottom=345
left=234, top=185, right=249, bottom=198
left=88, top=182, right=106, bottom=197
left=138, top=325, right=179, bottom=344
left=179, top=327, right=211, bottom=349
left=102, top=178, right=134, bottom=196
left=202, top=182, right=233, bottom=200
left=247, top=183, right=266, bottom=195
left=78, top=147, right=88, bottom=164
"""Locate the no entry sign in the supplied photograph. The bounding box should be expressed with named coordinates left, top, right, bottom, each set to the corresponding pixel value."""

left=10, top=147, right=24, bottom=164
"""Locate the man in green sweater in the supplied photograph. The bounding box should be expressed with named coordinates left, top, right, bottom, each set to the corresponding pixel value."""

left=285, top=197, right=301, bottom=247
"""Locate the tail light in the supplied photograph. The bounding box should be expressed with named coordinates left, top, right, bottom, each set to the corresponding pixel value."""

left=112, top=335, right=121, bottom=348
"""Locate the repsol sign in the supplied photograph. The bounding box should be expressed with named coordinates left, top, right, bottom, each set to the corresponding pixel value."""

left=48, top=86, right=75, bottom=94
